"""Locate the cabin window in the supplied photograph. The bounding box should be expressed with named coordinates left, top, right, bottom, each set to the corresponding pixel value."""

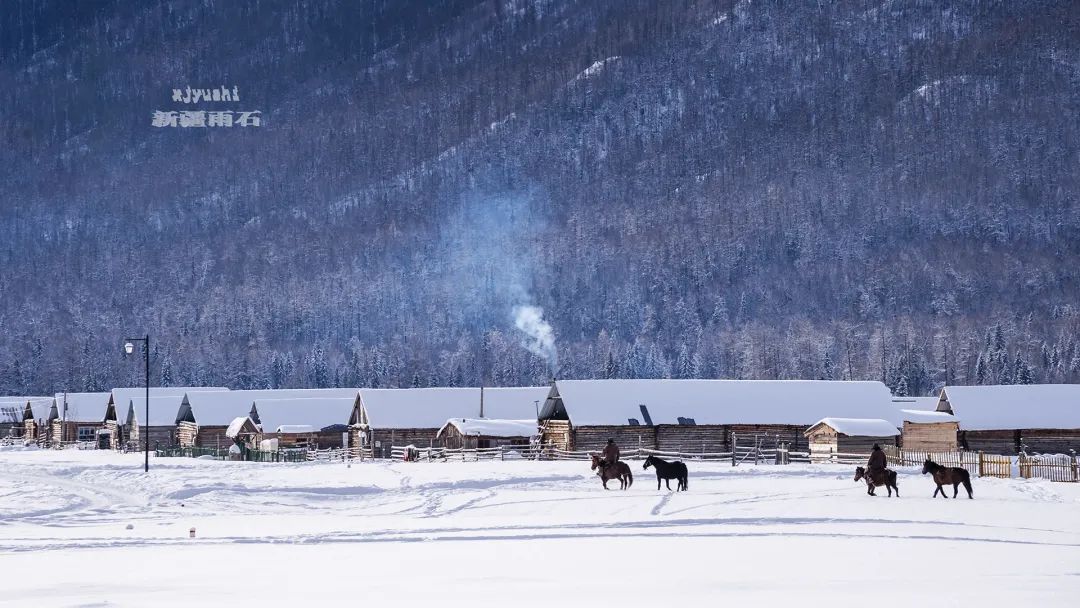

left=77, top=426, right=96, bottom=441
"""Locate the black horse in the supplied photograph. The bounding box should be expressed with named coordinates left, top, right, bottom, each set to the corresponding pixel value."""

left=643, top=455, right=688, bottom=491
left=922, top=459, right=974, bottom=499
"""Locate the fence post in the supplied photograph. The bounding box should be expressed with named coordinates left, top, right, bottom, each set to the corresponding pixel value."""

left=1071, top=450, right=1078, bottom=483
left=977, top=451, right=984, bottom=478
left=731, top=433, right=737, bottom=467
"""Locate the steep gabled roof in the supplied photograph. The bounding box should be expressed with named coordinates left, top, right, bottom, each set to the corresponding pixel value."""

left=253, top=397, right=358, bottom=432
left=938, top=384, right=1080, bottom=430
left=541, top=379, right=899, bottom=426
left=0, top=397, right=52, bottom=424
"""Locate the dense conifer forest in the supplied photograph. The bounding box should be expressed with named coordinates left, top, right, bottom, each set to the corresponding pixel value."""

left=2, top=0, right=1078, bottom=394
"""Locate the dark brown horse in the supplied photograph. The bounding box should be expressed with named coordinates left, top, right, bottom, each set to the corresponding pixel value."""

left=854, top=466, right=899, bottom=497
left=922, top=459, right=973, bottom=499
left=644, top=455, right=688, bottom=491
left=590, top=453, right=633, bottom=490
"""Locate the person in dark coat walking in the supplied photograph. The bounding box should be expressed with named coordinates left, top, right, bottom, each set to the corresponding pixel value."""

left=601, top=438, right=620, bottom=469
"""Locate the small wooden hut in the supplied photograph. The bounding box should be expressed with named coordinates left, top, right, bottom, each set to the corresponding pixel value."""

left=804, top=418, right=899, bottom=462
left=899, top=409, right=959, bottom=451
left=436, top=418, right=537, bottom=450
left=937, top=384, right=1080, bottom=454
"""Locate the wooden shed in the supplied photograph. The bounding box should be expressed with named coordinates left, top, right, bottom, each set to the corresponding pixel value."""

left=355, top=386, right=548, bottom=457
left=804, top=418, right=900, bottom=463
left=899, top=409, right=959, bottom=451
left=937, top=384, right=1080, bottom=454
left=436, top=418, right=537, bottom=450
left=538, top=379, right=899, bottom=454
left=177, top=389, right=359, bottom=448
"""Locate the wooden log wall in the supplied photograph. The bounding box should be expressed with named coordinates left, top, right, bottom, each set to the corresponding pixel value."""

left=1019, top=430, right=1080, bottom=454
left=901, top=422, right=958, bottom=451
left=727, top=424, right=808, bottom=452
left=144, top=426, right=175, bottom=449
left=655, top=424, right=727, bottom=453
left=837, top=435, right=898, bottom=453
left=573, top=425, right=657, bottom=453
left=371, top=428, right=441, bottom=457
left=960, top=430, right=1020, bottom=454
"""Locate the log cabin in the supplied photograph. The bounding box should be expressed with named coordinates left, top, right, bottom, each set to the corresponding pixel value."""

left=252, top=396, right=362, bottom=449
left=436, top=418, right=538, bottom=450
left=354, top=387, right=548, bottom=457
left=176, top=389, right=359, bottom=448
left=50, top=392, right=111, bottom=446
left=538, top=379, right=900, bottom=454
left=804, top=418, right=900, bottom=462
left=104, top=387, right=228, bottom=450
left=937, top=384, right=1080, bottom=454
left=899, top=409, right=959, bottom=451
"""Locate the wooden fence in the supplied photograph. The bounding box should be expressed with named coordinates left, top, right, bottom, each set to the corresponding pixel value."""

left=884, top=446, right=1013, bottom=478
left=1018, top=453, right=1080, bottom=482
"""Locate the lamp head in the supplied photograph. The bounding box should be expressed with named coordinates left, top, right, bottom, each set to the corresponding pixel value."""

left=124, top=342, right=135, bottom=355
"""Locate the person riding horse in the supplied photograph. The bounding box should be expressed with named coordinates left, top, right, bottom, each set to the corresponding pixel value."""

left=599, top=438, right=620, bottom=471
left=867, top=443, right=887, bottom=479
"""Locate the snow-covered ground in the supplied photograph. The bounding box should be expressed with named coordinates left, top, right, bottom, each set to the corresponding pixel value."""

left=2, top=449, right=1079, bottom=607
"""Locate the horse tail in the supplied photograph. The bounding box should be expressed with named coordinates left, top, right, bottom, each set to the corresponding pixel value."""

left=961, top=469, right=973, bottom=497
left=627, top=467, right=633, bottom=488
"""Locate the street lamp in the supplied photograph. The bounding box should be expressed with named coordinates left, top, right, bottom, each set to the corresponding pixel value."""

left=124, top=335, right=150, bottom=473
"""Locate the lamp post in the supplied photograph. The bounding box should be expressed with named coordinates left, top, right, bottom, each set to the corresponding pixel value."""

left=124, top=335, right=150, bottom=473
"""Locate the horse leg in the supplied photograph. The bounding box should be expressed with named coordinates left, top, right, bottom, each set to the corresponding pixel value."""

left=952, top=483, right=959, bottom=498
left=656, top=476, right=661, bottom=491
left=933, top=485, right=941, bottom=498
left=665, top=479, right=672, bottom=491
left=602, top=478, right=609, bottom=490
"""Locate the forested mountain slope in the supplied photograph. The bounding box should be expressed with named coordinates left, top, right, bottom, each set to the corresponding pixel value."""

left=2, top=0, right=1078, bottom=394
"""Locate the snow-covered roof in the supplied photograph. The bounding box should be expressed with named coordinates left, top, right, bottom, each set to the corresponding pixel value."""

left=0, top=397, right=51, bottom=423
left=939, top=384, right=1080, bottom=430
left=891, top=396, right=941, bottom=411
left=273, top=424, right=316, bottom=434
left=807, top=417, right=899, bottom=437
left=541, top=380, right=899, bottom=426
left=357, top=388, right=483, bottom=429
left=52, top=392, right=111, bottom=422
left=180, top=389, right=359, bottom=426
left=437, top=418, right=538, bottom=439
left=109, top=387, right=228, bottom=423
left=478, top=387, right=551, bottom=419
left=253, top=398, right=358, bottom=432
left=900, top=409, right=959, bottom=424
left=225, top=417, right=257, bottom=439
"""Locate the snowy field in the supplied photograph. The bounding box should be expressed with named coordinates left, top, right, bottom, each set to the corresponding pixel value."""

left=2, top=450, right=1079, bottom=607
